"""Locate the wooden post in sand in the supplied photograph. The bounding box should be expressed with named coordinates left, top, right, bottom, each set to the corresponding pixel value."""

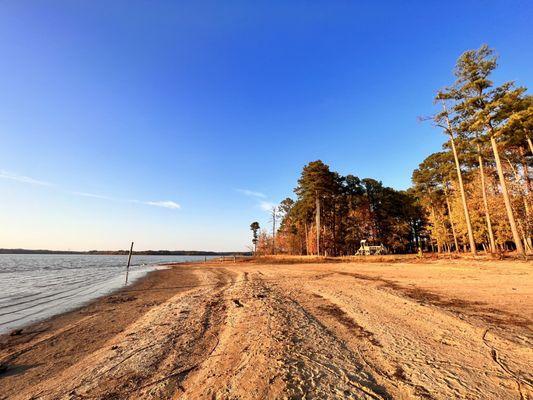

left=125, top=242, right=134, bottom=285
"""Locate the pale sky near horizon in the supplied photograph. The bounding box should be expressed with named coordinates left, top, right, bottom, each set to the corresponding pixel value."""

left=1, top=1, right=531, bottom=251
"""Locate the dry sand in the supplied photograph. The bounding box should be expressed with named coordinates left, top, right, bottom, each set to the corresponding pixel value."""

left=0, top=258, right=531, bottom=399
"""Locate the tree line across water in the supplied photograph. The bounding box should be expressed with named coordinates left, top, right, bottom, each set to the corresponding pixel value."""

left=251, top=45, right=531, bottom=257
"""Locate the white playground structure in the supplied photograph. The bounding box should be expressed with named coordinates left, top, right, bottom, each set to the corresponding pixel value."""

left=355, top=240, right=388, bottom=255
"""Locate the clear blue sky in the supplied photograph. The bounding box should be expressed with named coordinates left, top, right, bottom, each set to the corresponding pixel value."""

left=0, top=1, right=531, bottom=251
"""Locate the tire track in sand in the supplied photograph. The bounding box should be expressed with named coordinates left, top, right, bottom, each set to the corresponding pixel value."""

left=11, top=268, right=237, bottom=400
left=179, top=270, right=390, bottom=399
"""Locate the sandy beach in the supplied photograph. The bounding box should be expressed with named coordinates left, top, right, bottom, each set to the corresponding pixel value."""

left=0, top=258, right=531, bottom=400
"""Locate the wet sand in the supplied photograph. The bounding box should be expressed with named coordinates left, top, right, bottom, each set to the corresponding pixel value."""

left=0, top=259, right=531, bottom=399
left=0, top=265, right=200, bottom=399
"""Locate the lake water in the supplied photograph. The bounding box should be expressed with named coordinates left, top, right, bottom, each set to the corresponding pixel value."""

left=0, top=254, right=212, bottom=334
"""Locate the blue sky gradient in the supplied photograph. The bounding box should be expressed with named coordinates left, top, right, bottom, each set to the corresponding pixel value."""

left=1, top=1, right=531, bottom=250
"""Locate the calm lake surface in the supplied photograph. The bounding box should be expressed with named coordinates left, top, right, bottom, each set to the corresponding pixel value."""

left=0, top=254, right=212, bottom=334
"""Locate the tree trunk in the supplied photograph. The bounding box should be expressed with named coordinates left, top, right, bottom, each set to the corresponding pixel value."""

left=447, top=132, right=477, bottom=254
left=507, top=157, right=531, bottom=222
left=442, top=103, right=476, bottom=254
left=506, top=157, right=532, bottom=253
left=489, top=135, right=526, bottom=257
left=477, top=148, right=496, bottom=253
left=299, top=224, right=304, bottom=255
left=304, top=222, right=309, bottom=255
left=443, top=183, right=459, bottom=252
left=520, top=146, right=532, bottom=194
left=332, top=201, right=337, bottom=256
left=315, top=194, right=321, bottom=256
left=272, top=208, right=276, bottom=255
left=516, top=218, right=532, bottom=253
left=521, top=148, right=533, bottom=251
left=429, top=202, right=442, bottom=254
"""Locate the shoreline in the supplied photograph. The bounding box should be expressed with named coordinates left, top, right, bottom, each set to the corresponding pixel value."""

left=0, top=264, right=165, bottom=336
left=0, top=263, right=196, bottom=338
left=0, top=263, right=201, bottom=397
left=0, top=255, right=218, bottom=336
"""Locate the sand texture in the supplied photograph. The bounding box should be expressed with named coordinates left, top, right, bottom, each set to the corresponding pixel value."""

left=0, top=259, right=531, bottom=399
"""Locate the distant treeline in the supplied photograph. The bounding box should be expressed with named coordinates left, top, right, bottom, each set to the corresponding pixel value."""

left=253, top=161, right=425, bottom=256
left=0, top=249, right=251, bottom=256
left=251, top=44, right=531, bottom=257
